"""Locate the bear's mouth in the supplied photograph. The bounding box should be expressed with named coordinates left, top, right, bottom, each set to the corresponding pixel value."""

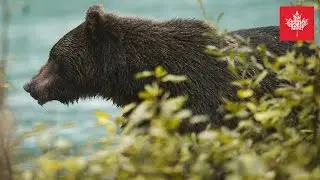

left=37, top=99, right=48, bottom=106
left=24, top=81, right=89, bottom=106
left=28, top=91, right=50, bottom=106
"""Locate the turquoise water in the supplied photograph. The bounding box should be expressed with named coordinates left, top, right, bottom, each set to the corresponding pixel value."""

left=5, top=0, right=309, bottom=149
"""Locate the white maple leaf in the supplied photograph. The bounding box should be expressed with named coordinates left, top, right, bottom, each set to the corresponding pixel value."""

left=285, top=11, right=309, bottom=37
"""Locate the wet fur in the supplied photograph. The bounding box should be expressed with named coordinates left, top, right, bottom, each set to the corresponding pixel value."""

left=24, top=4, right=310, bottom=132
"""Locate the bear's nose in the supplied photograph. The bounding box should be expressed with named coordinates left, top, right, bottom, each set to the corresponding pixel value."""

left=23, top=82, right=31, bottom=92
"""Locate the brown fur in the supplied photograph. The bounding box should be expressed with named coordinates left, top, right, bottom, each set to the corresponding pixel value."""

left=24, top=4, right=307, bottom=132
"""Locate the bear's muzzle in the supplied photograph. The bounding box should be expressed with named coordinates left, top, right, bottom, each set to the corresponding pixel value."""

left=23, top=81, right=48, bottom=106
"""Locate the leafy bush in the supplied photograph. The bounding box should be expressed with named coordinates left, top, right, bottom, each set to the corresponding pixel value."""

left=13, top=34, right=320, bottom=179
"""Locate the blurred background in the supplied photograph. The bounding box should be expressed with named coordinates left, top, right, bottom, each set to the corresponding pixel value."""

left=2, top=0, right=317, bottom=151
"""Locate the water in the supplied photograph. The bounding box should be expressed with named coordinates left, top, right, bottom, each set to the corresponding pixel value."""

left=5, top=0, right=310, bottom=150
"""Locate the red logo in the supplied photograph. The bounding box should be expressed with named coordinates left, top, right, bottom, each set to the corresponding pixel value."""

left=280, top=6, right=314, bottom=41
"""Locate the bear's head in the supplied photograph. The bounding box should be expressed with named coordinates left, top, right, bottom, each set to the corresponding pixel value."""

left=24, top=4, right=122, bottom=105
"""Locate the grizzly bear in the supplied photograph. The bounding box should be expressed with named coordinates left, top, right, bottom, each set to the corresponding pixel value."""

left=23, top=4, right=309, bottom=132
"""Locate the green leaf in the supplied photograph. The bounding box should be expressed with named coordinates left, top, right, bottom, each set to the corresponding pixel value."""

left=302, top=85, right=314, bottom=94
left=254, top=110, right=281, bottom=124
left=95, top=110, right=112, bottom=126
left=232, top=79, right=252, bottom=87
left=237, top=89, right=254, bottom=98
left=135, top=71, right=154, bottom=79
left=253, top=70, right=268, bottom=86
left=162, top=74, right=187, bottom=83
left=245, top=102, right=257, bottom=112
left=204, top=49, right=224, bottom=57
left=106, top=123, right=117, bottom=134
left=190, top=115, right=208, bottom=124
left=121, top=103, right=137, bottom=115
left=155, top=66, right=168, bottom=78
left=139, top=83, right=164, bottom=99
left=224, top=101, right=242, bottom=112
left=162, top=96, right=188, bottom=113
left=174, top=109, right=193, bottom=119
left=138, top=91, right=153, bottom=99
left=237, top=46, right=253, bottom=53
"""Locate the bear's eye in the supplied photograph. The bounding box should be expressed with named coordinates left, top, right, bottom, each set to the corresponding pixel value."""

left=61, top=63, right=74, bottom=77
left=63, top=64, right=71, bottom=72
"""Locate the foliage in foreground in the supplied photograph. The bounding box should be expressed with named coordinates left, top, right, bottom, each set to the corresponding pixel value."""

left=10, top=31, right=320, bottom=179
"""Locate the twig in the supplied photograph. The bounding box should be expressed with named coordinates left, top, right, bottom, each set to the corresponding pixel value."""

left=196, top=0, right=208, bottom=20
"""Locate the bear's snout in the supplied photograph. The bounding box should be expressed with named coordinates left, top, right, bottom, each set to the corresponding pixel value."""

left=24, top=81, right=40, bottom=100
left=23, top=82, right=31, bottom=93
left=23, top=79, right=50, bottom=106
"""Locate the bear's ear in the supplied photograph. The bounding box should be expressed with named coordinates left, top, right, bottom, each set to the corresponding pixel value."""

left=85, top=4, right=122, bottom=43
left=85, top=4, right=105, bottom=34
